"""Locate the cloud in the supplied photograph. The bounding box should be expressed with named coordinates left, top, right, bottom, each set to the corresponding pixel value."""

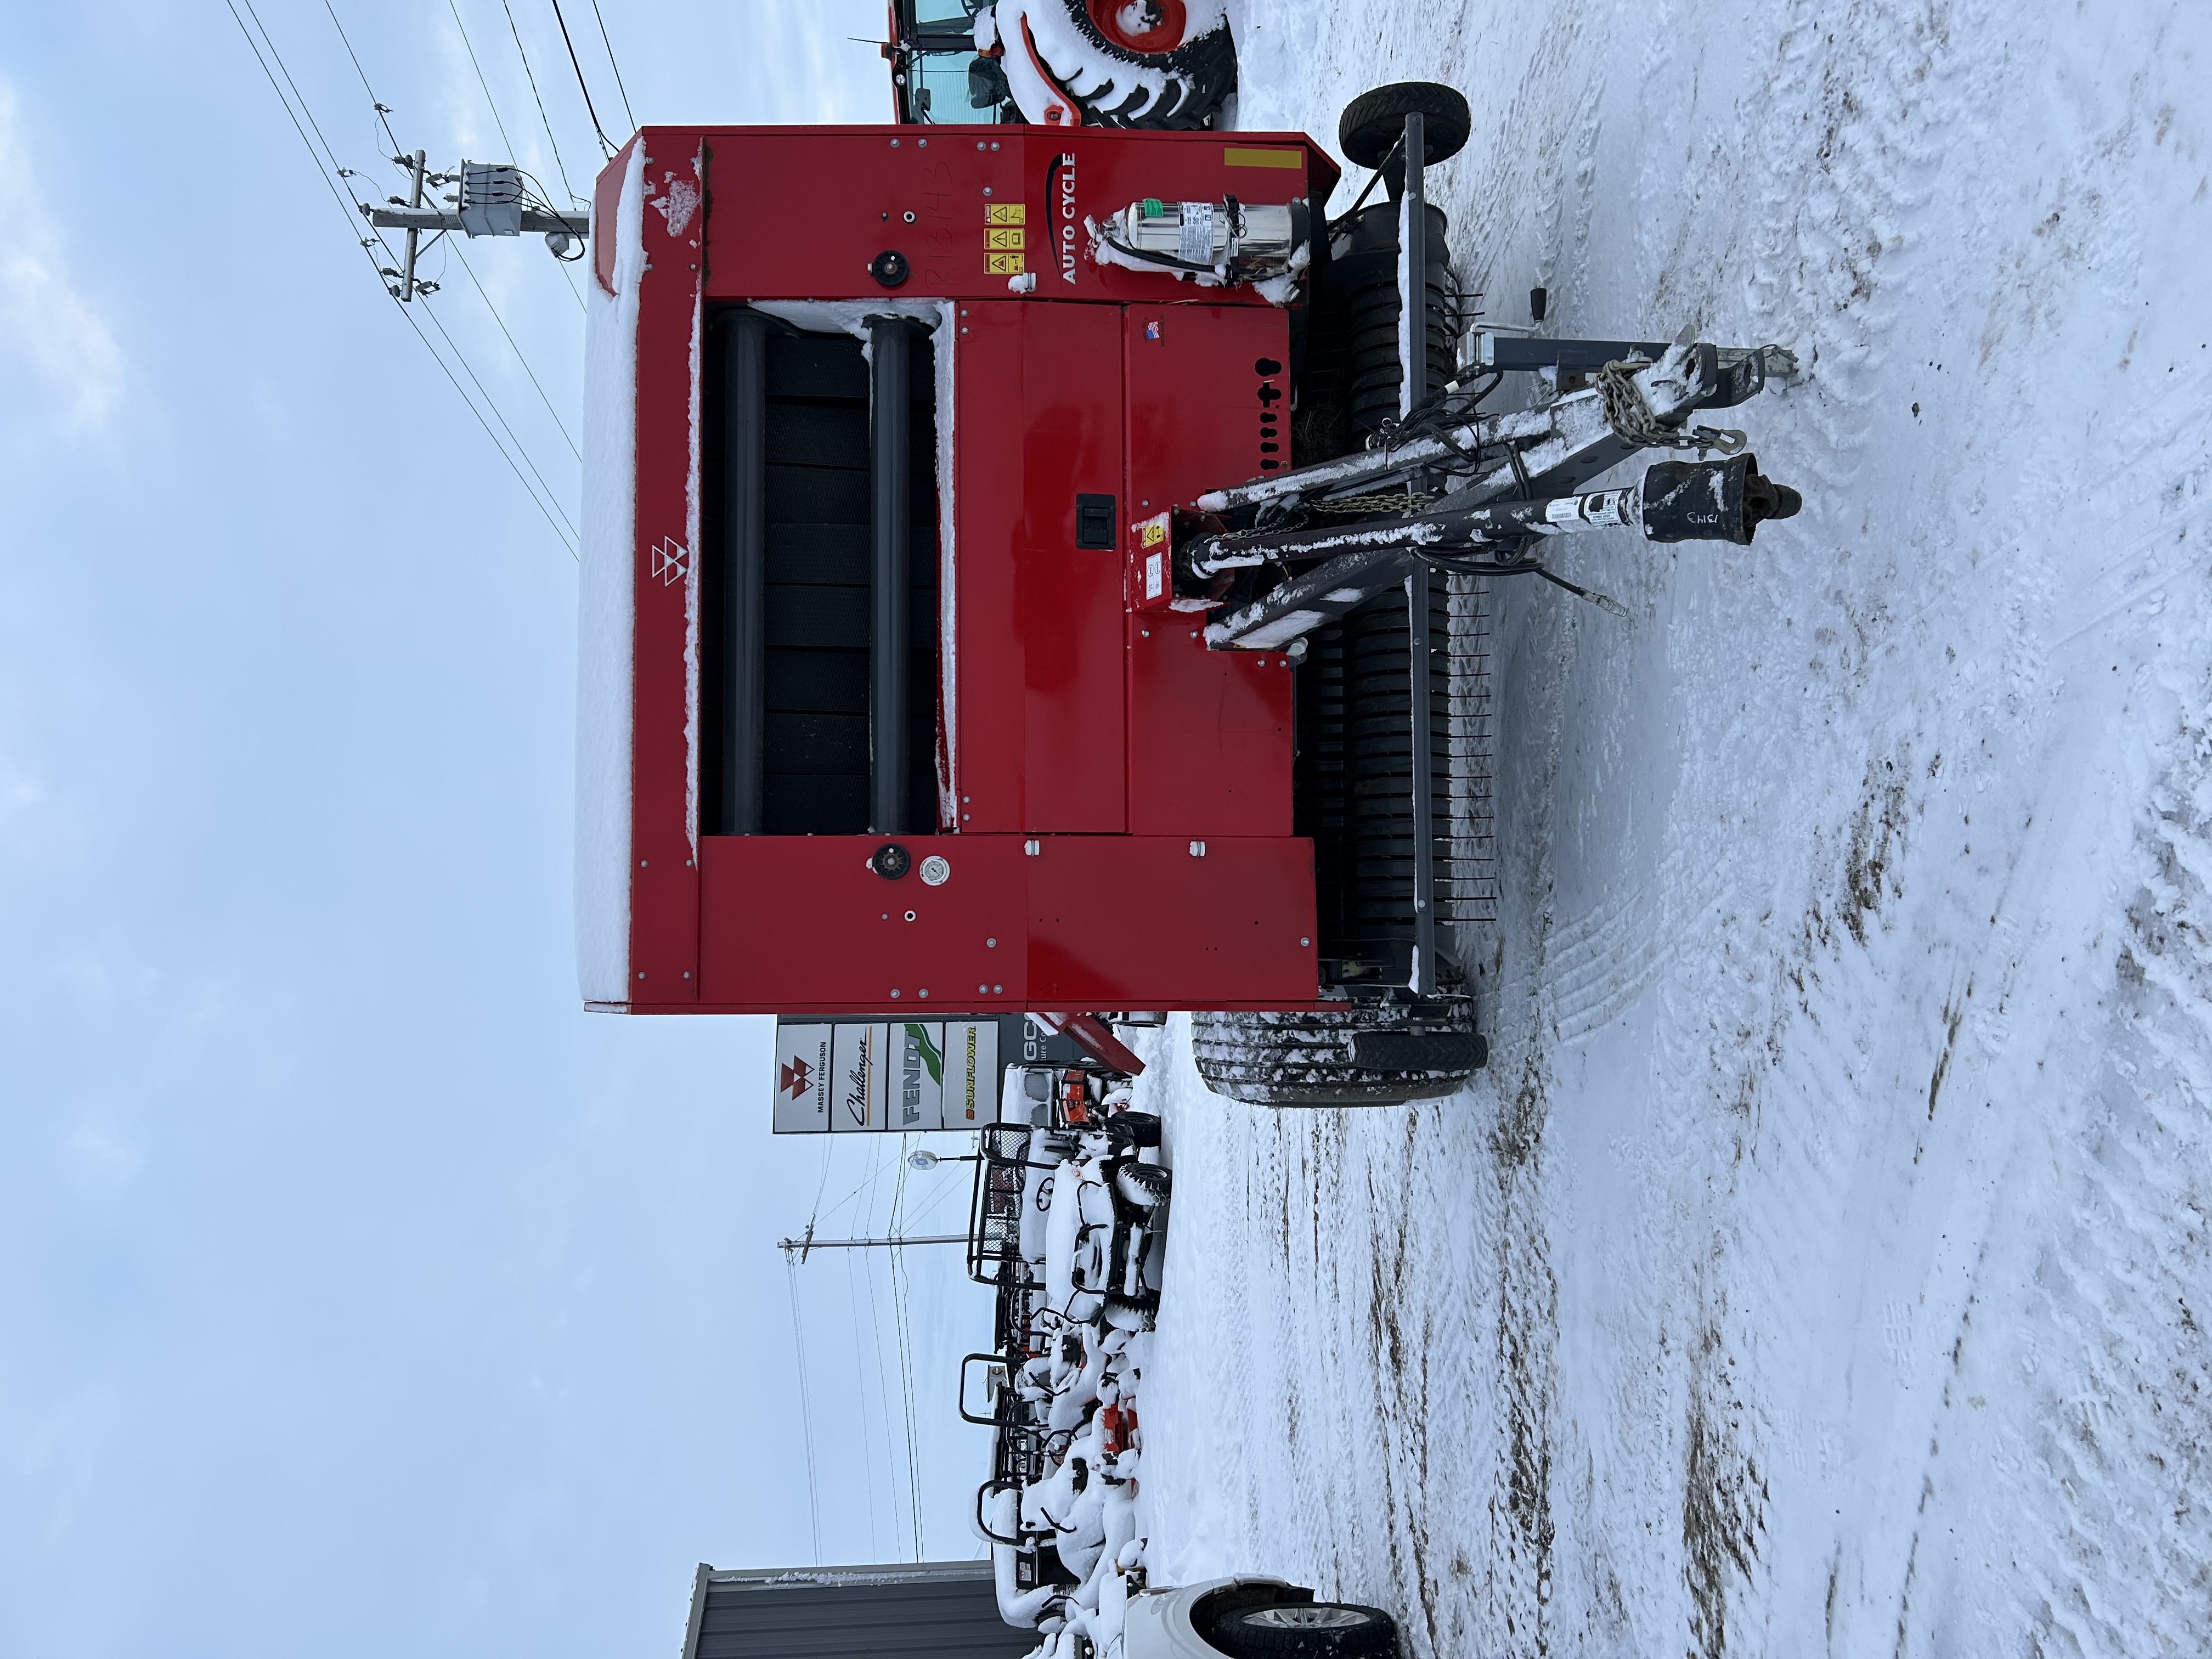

left=0, top=83, right=123, bottom=429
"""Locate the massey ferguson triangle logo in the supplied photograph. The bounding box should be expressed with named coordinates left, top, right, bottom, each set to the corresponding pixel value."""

left=651, top=537, right=690, bottom=586
left=779, top=1057, right=812, bottom=1097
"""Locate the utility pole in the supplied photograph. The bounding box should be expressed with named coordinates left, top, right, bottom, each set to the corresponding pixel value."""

left=778, top=1222, right=969, bottom=1265
left=363, top=154, right=590, bottom=298
left=400, top=149, right=427, bottom=300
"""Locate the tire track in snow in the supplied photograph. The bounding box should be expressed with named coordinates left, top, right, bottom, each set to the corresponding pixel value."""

left=1150, top=5, right=2212, bottom=1657
left=1979, top=654, right=2212, bottom=1656
left=1537, top=845, right=1699, bottom=1044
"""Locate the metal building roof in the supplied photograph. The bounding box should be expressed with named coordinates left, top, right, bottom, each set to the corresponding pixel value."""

left=679, top=1560, right=1038, bottom=1659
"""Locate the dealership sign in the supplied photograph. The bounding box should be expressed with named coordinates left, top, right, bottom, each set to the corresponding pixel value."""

left=772, top=1019, right=1001, bottom=1133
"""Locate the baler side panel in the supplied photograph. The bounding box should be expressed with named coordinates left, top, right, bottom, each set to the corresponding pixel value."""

left=629, top=138, right=706, bottom=1002
left=697, top=834, right=1028, bottom=1009
left=1026, top=838, right=1318, bottom=1006
left=1126, top=624, right=1295, bottom=836
left=955, top=303, right=1128, bottom=834
left=952, top=311, right=1026, bottom=831
left=1012, top=302, right=1125, bottom=833
left=693, top=128, right=1318, bottom=306
left=1123, top=304, right=1295, bottom=837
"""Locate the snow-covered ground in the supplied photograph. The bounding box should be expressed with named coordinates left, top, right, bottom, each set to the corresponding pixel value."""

left=1133, top=2, right=2212, bottom=1652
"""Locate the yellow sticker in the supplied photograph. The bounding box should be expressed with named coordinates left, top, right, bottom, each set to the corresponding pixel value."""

left=985, top=227, right=1025, bottom=250
left=1223, top=146, right=1303, bottom=170
left=985, top=202, right=1026, bottom=225
left=1141, top=520, right=1167, bottom=548
left=985, top=250, right=1026, bottom=274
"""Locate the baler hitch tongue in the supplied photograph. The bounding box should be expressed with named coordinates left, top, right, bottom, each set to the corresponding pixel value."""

left=1640, top=454, right=1803, bottom=546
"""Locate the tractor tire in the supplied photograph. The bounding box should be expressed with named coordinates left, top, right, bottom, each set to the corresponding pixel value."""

left=1008, top=0, right=1237, bottom=129
left=1192, top=1008, right=1485, bottom=1107
left=1105, top=1109, right=1163, bottom=1150
left=1103, top=1294, right=1155, bottom=1332
left=1114, top=1161, right=1171, bottom=1209
left=1338, top=81, right=1471, bottom=170
left=1214, top=1601, right=1400, bottom=1658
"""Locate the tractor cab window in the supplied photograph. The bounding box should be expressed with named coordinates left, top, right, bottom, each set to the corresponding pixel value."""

left=892, top=0, right=1014, bottom=123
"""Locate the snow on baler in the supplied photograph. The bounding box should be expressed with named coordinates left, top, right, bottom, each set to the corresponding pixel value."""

left=575, top=81, right=1801, bottom=1113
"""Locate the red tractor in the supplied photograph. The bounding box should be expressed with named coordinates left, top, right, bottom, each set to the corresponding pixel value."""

left=574, top=82, right=1798, bottom=1104
left=885, top=2, right=1237, bottom=131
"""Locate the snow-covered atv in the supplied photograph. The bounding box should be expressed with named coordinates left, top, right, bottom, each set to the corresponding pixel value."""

left=964, top=1060, right=1402, bottom=1656
left=888, top=1, right=1235, bottom=130
left=963, top=1059, right=1175, bottom=1650
left=968, top=1064, right=1168, bottom=1332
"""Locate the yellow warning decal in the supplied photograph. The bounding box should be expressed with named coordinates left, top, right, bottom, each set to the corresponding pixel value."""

left=985, top=227, right=1025, bottom=250
left=986, top=250, right=1026, bottom=274
left=985, top=202, right=1026, bottom=225
left=1223, top=146, right=1302, bottom=169
left=1141, top=519, right=1167, bottom=548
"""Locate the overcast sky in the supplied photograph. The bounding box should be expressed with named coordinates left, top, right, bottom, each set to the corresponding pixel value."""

left=0, top=5, right=998, bottom=1655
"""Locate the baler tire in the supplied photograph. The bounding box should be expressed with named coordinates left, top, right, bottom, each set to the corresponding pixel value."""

left=1338, top=81, right=1471, bottom=169
left=1192, top=1009, right=1483, bottom=1107
left=1016, top=0, right=1237, bottom=130
left=1213, top=1601, right=1400, bottom=1658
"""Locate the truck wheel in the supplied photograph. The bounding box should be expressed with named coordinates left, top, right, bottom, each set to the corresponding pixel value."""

left=1214, top=1601, right=1399, bottom=1657
left=1003, top=0, right=1237, bottom=129
left=1338, top=81, right=1471, bottom=169
left=1191, top=1009, right=1485, bottom=1106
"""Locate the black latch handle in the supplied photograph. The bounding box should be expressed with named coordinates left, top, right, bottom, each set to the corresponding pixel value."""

left=1075, top=493, right=1116, bottom=550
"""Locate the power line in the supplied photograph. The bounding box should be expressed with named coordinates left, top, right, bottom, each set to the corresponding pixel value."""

left=858, top=1170, right=911, bottom=1557
left=809, top=1131, right=914, bottom=1232
left=444, top=0, right=586, bottom=325
left=548, top=0, right=614, bottom=155
left=320, top=0, right=401, bottom=155
left=448, top=0, right=523, bottom=168
left=785, top=1256, right=825, bottom=1566
left=554, top=244, right=588, bottom=314
left=844, top=1251, right=885, bottom=1562
left=889, top=1161, right=927, bottom=1560
left=900, top=1164, right=970, bottom=1233
left=241, top=0, right=350, bottom=184
left=419, top=298, right=578, bottom=538
left=314, top=2, right=580, bottom=550
left=586, top=0, right=635, bottom=133
left=224, top=0, right=578, bottom=556
left=809, top=1138, right=835, bottom=1228
left=501, top=0, right=582, bottom=204
left=398, top=306, right=578, bottom=554
left=449, top=240, right=582, bottom=459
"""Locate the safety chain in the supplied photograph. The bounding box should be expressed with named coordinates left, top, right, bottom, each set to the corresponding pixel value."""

left=1594, top=358, right=1746, bottom=455
left=1311, top=487, right=1441, bottom=515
